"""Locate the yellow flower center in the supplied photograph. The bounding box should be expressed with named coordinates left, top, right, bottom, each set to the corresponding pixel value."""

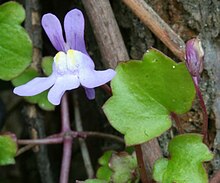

left=54, top=49, right=78, bottom=74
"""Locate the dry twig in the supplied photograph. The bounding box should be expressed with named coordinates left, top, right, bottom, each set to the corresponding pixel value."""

left=82, top=0, right=129, bottom=68
left=122, top=0, right=186, bottom=60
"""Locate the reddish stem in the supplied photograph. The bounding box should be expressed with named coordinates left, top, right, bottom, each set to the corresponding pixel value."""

left=60, top=136, right=73, bottom=183
left=59, top=94, right=73, bottom=183
left=17, top=137, right=63, bottom=145
left=135, top=145, right=151, bottom=183
left=171, top=112, right=184, bottom=134
left=101, top=84, right=112, bottom=96
left=17, top=131, right=124, bottom=146
left=193, top=77, right=208, bottom=143
left=61, top=94, right=71, bottom=132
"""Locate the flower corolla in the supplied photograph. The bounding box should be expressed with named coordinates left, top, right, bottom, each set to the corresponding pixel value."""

left=14, top=9, right=116, bottom=105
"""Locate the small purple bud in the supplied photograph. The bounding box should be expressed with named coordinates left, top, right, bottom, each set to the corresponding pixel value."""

left=185, top=37, right=204, bottom=77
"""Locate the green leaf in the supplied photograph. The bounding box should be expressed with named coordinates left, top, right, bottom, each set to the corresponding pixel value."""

left=98, top=150, right=113, bottom=166
left=82, top=179, right=107, bottom=183
left=97, top=151, right=113, bottom=181
left=0, top=2, right=25, bottom=24
left=12, top=68, right=55, bottom=111
left=153, top=134, right=213, bottom=183
left=0, top=135, right=17, bottom=165
left=96, top=166, right=112, bottom=182
left=152, top=158, right=168, bottom=182
left=41, top=56, right=53, bottom=76
left=0, top=2, right=32, bottom=81
left=103, top=49, right=195, bottom=145
left=125, top=146, right=135, bottom=154
left=38, top=91, right=55, bottom=111
left=109, top=152, right=139, bottom=183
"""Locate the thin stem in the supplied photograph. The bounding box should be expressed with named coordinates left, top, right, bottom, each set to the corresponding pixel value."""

left=16, top=131, right=124, bottom=147
left=60, top=93, right=73, bottom=183
left=135, top=145, right=150, bottom=183
left=16, top=144, right=36, bottom=156
left=60, top=137, right=73, bottom=183
left=16, top=131, right=123, bottom=157
left=17, top=137, right=63, bottom=145
left=193, top=77, right=208, bottom=143
left=73, top=93, right=94, bottom=178
left=16, top=138, right=62, bottom=157
left=101, top=84, right=112, bottom=96
left=171, top=112, right=184, bottom=134
left=61, top=94, right=71, bottom=132
left=79, top=131, right=124, bottom=144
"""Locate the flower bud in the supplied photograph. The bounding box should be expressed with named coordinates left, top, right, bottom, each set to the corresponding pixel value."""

left=185, top=37, right=204, bottom=77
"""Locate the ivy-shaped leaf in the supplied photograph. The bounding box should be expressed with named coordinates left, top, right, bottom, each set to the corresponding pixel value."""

left=12, top=68, right=55, bottom=111
left=109, top=152, right=139, bottom=183
left=103, top=49, right=195, bottom=146
left=96, top=151, right=113, bottom=181
left=0, top=134, right=17, bottom=165
left=153, top=134, right=213, bottom=183
left=0, top=2, right=32, bottom=80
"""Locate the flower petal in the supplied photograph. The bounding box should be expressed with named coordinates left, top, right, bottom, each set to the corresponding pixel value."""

left=42, top=13, right=66, bottom=51
left=84, top=88, right=95, bottom=100
left=69, top=50, right=94, bottom=70
left=14, top=75, right=56, bottom=96
left=79, top=69, right=116, bottom=88
left=64, top=9, right=88, bottom=54
left=48, top=74, right=80, bottom=105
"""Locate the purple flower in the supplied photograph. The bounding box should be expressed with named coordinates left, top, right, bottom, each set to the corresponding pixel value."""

left=13, top=9, right=116, bottom=105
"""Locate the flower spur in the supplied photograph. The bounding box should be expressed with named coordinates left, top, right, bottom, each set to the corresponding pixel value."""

left=14, top=9, right=116, bottom=105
